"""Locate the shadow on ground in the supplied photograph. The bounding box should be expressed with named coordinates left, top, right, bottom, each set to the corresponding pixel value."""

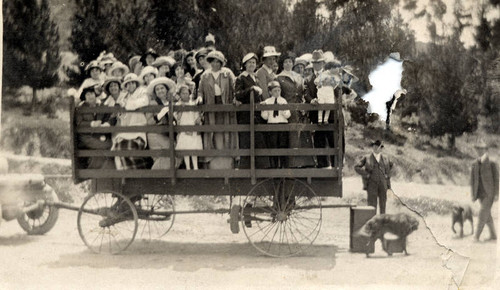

left=46, top=240, right=338, bottom=272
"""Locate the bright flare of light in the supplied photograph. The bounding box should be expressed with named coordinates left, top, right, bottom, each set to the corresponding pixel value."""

left=362, top=57, right=404, bottom=121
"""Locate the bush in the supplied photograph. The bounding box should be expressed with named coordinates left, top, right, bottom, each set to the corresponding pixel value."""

left=1, top=109, right=70, bottom=158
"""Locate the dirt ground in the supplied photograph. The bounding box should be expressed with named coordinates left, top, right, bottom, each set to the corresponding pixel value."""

left=0, top=177, right=498, bottom=289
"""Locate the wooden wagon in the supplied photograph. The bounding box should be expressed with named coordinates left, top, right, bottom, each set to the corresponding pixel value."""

left=70, top=93, right=347, bottom=257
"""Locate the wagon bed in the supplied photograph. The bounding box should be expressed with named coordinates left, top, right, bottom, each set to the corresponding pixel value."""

left=70, top=93, right=347, bottom=257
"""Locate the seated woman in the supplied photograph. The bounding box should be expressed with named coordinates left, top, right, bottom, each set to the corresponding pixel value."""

left=146, top=77, right=180, bottom=169
left=75, top=84, right=112, bottom=169
left=111, top=73, right=152, bottom=170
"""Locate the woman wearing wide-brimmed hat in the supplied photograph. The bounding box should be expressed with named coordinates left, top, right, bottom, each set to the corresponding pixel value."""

left=197, top=50, right=238, bottom=168
left=152, top=56, right=176, bottom=78
left=128, top=55, right=143, bottom=76
left=75, top=84, right=113, bottom=169
left=139, top=66, right=159, bottom=89
left=234, top=53, right=270, bottom=169
left=276, top=52, right=315, bottom=168
left=75, top=60, right=105, bottom=104
left=192, top=48, right=211, bottom=93
left=256, top=46, right=281, bottom=100
left=107, top=61, right=129, bottom=79
left=145, top=77, right=180, bottom=169
left=112, top=73, right=152, bottom=170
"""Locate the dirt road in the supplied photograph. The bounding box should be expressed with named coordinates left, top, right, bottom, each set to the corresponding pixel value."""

left=0, top=178, right=497, bottom=289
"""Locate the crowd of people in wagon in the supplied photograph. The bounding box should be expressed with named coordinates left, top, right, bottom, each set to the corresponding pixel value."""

left=74, top=34, right=359, bottom=171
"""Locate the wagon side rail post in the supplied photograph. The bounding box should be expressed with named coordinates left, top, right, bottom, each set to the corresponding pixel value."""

left=337, top=84, right=344, bottom=172
left=250, top=91, right=256, bottom=185
left=169, top=99, right=176, bottom=185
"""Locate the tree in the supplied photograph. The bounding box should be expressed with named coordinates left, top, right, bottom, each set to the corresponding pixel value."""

left=3, top=0, right=61, bottom=114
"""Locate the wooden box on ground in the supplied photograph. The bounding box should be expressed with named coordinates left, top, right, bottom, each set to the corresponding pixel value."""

left=383, top=233, right=405, bottom=253
left=350, top=206, right=376, bottom=253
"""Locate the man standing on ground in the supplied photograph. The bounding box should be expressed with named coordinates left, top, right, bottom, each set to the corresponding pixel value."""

left=354, top=140, right=393, bottom=214
left=471, top=140, right=498, bottom=242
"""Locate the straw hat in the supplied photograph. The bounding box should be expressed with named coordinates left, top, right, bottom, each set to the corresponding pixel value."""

left=206, top=50, right=226, bottom=65
left=139, top=66, right=159, bottom=81
left=241, top=53, right=258, bottom=66
left=262, top=46, right=281, bottom=58
left=85, top=60, right=103, bottom=72
left=122, top=73, right=142, bottom=89
left=152, top=56, right=176, bottom=68
left=108, top=61, right=130, bottom=77
left=147, top=77, right=176, bottom=98
left=102, top=77, right=122, bottom=95
left=128, top=55, right=141, bottom=71
left=293, top=58, right=308, bottom=69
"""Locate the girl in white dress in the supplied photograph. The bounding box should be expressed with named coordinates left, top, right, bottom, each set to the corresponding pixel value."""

left=174, top=84, right=203, bottom=170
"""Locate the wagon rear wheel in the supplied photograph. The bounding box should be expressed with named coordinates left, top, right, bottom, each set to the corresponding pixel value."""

left=134, top=194, right=175, bottom=240
left=77, top=191, right=138, bottom=254
left=17, top=187, right=59, bottom=235
left=241, top=178, right=322, bottom=257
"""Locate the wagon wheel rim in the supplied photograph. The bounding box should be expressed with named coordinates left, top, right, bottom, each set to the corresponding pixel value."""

left=134, top=194, right=175, bottom=240
left=77, top=191, right=138, bottom=254
left=241, top=178, right=322, bottom=257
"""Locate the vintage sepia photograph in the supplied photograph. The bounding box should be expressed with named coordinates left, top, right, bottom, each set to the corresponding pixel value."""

left=1, top=0, right=499, bottom=289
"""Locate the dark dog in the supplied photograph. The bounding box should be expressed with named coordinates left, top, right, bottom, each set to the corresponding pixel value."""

left=452, top=205, right=473, bottom=238
left=357, top=213, right=419, bottom=257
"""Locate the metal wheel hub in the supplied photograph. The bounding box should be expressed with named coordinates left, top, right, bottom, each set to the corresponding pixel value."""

left=276, top=211, right=288, bottom=222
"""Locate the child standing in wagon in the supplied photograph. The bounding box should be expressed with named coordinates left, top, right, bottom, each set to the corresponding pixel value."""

left=315, top=60, right=342, bottom=124
left=175, top=83, right=203, bottom=170
left=261, top=81, right=291, bottom=169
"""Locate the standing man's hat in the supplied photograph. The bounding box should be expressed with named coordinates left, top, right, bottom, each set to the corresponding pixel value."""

left=371, top=140, right=384, bottom=148
left=205, top=33, right=215, bottom=44
left=262, top=46, right=281, bottom=58
left=311, top=50, right=325, bottom=63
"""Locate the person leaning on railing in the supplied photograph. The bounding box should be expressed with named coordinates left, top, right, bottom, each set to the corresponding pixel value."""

left=234, top=53, right=270, bottom=169
left=75, top=84, right=113, bottom=170
left=111, top=73, right=152, bottom=170
left=145, top=77, right=180, bottom=170
left=197, top=50, right=238, bottom=169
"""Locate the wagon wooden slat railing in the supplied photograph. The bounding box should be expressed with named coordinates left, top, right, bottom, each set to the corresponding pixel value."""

left=70, top=91, right=347, bottom=257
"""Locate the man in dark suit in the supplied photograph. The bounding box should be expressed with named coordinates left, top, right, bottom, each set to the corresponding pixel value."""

left=354, top=140, right=394, bottom=214
left=471, top=140, right=499, bottom=241
left=304, top=50, right=342, bottom=168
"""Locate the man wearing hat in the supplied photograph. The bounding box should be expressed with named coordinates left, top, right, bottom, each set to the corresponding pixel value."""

left=304, top=49, right=341, bottom=168
left=256, top=46, right=281, bottom=100
left=471, top=140, right=498, bottom=241
left=354, top=140, right=394, bottom=214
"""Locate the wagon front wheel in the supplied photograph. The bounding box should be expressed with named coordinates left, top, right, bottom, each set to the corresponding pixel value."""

left=77, top=191, right=138, bottom=254
left=17, top=187, right=59, bottom=235
left=241, top=178, right=322, bottom=257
